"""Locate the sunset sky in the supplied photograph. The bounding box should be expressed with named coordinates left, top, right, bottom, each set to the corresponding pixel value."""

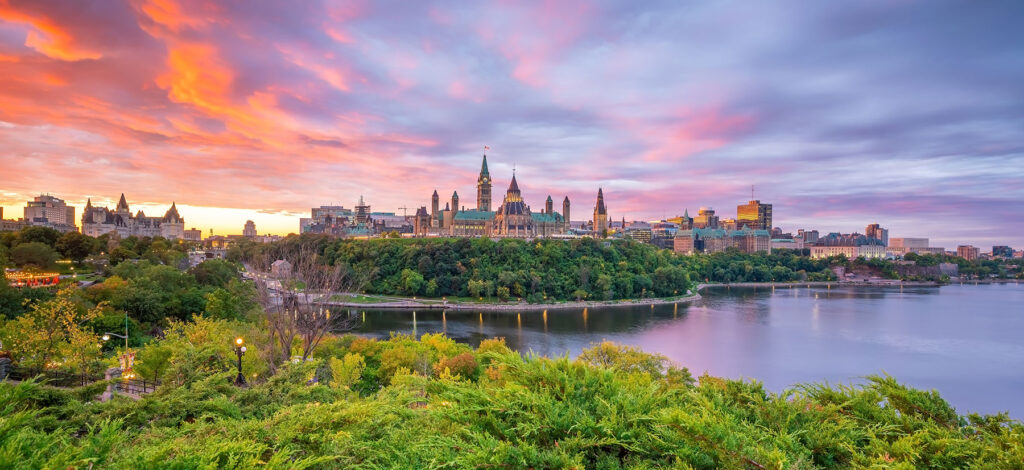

left=1, top=0, right=1022, bottom=248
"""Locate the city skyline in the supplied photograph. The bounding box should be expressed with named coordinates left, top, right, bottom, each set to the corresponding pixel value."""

left=2, top=1, right=1023, bottom=246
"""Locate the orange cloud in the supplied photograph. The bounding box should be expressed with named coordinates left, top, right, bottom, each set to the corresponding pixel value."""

left=136, top=0, right=212, bottom=33
left=0, top=5, right=103, bottom=61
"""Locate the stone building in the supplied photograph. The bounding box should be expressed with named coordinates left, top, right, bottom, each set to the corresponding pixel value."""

left=81, top=194, right=185, bottom=239
left=419, top=154, right=570, bottom=238
left=593, top=188, right=608, bottom=237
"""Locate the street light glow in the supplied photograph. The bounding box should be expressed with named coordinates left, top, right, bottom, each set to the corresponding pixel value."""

left=235, top=337, right=244, bottom=346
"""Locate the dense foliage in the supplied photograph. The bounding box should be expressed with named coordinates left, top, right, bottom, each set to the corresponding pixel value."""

left=2, top=326, right=1021, bottom=469
left=262, top=237, right=697, bottom=302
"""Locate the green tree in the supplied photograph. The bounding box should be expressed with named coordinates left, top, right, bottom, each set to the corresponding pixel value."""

left=204, top=288, right=243, bottom=320
left=10, top=242, right=60, bottom=268
left=15, top=226, right=61, bottom=247
left=0, top=287, right=103, bottom=367
left=190, top=259, right=239, bottom=288
left=399, top=269, right=425, bottom=296
left=55, top=231, right=99, bottom=262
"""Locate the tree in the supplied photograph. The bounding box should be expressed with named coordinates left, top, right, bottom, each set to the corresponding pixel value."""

left=63, top=327, right=104, bottom=380
left=0, top=287, right=103, bottom=367
left=190, top=259, right=239, bottom=288
left=467, top=279, right=485, bottom=298
left=254, top=246, right=368, bottom=369
left=55, top=232, right=98, bottom=262
left=108, top=247, right=138, bottom=265
left=10, top=242, right=60, bottom=268
left=399, top=268, right=424, bottom=296
left=205, top=288, right=243, bottom=320
left=16, top=226, right=61, bottom=247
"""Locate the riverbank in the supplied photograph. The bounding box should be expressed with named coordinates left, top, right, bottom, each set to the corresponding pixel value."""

left=323, top=279, right=965, bottom=311
left=326, top=291, right=703, bottom=311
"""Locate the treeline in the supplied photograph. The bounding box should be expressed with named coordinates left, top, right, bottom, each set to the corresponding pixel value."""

left=684, top=248, right=839, bottom=283
left=0, top=225, right=190, bottom=269
left=240, top=237, right=848, bottom=301
left=2, top=323, right=1021, bottom=468
left=256, top=237, right=695, bottom=302
left=906, top=252, right=1024, bottom=279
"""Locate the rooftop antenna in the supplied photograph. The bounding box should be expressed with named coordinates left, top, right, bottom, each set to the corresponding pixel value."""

left=751, top=184, right=755, bottom=200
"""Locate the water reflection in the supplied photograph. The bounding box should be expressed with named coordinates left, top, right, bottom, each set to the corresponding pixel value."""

left=354, top=284, right=1024, bottom=417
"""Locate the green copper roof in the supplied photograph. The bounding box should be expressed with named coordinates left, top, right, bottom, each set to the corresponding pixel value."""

left=531, top=212, right=563, bottom=223
left=480, top=155, right=489, bottom=176
left=454, top=210, right=495, bottom=221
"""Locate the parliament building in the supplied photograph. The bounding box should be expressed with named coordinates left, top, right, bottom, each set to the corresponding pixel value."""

left=413, top=155, right=570, bottom=238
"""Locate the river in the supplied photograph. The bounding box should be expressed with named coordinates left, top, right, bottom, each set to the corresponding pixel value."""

left=353, top=282, right=1024, bottom=417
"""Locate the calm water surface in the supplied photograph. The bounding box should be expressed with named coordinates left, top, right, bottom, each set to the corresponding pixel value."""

left=353, top=283, right=1024, bottom=417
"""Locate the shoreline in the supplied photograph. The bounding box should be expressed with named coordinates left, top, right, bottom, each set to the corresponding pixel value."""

left=324, top=278, right=1024, bottom=311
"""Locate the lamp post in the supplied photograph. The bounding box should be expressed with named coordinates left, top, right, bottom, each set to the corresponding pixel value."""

left=102, top=314, right=130, bottom=352
left=102, top=315, right=133, bottom=378
left=234, top=337, right=247, bottom=386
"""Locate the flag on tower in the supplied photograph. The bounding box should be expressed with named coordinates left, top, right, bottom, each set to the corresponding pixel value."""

left=484, top=145, right=490, bottom=150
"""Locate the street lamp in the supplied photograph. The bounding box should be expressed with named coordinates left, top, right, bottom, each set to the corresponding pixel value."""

left=101, top=314, right=130, bottom=352
left=234, top=337, right=247, bottom=386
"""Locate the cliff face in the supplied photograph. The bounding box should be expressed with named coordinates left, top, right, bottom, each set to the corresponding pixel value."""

left=895, top=264, right=943, bottom=278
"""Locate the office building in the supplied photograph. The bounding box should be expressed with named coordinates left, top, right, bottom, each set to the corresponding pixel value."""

left=957, top=245, right=980, bottom=261
left=865, top=223, right=889, bottom=246
left=243, top=220, right=257, bottom=238
left=23, top=195, right=77, bottom=233
left=692, top=207, right=719, bottom=229
left=737, top=200, right=772, bottom=230
left=992, top=246, right=1013, bottom=258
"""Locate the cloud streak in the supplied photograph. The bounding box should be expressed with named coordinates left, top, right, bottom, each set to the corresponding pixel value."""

left=0, top=0, right=1022, bottom=247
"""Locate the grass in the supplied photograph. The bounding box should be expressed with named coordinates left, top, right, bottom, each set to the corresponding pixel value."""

left=330, top=294, right=400, bottom=304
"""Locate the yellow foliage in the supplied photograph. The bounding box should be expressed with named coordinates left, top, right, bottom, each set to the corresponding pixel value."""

left=329, top=353, right=365, bottom=390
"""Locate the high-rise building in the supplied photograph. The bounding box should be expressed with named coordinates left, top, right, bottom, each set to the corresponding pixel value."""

left=693, top=207, right=719, bottom=229
left=865, top=223, right=889, bottom=246
left=957, top=245, right=980, bottom=261
left=992, top=246, right=1013, bottom=258
left=797, top=229, right=819, bottom=244
left=476, top=155, right=491, bottom=211
left=593, top=188, right=608, bottom=237
left=737, top=200, right=772, bottom=230
left=668, top=209, right=693, bottom=230
left=243, top=220, right=257, bottom=238
left=23, top=195, right=77, bottom=232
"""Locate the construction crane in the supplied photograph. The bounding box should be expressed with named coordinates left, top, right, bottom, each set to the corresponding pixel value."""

left=398, top=206, right=409, bottom=218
